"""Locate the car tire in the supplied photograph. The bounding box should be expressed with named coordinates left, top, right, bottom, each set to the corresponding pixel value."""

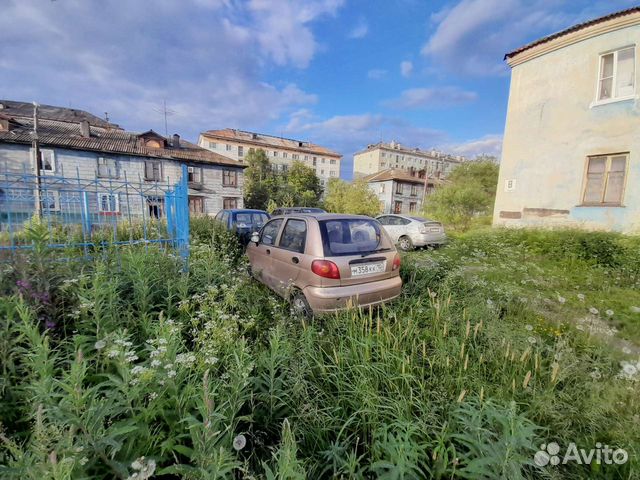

left=290, top=290, right=313, bottom=320
left=398, top=236, right=413, bottom=251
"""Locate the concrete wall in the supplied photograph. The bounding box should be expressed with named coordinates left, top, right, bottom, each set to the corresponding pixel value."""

left=367, top=180, right=424, bottom=214
left=0, top=143, right=244, bottom=217
left=199, top=137, right=340, bottom=185
left=354, top=146, right=459, bottom=179
left=494, top=22, right=640, bottom=233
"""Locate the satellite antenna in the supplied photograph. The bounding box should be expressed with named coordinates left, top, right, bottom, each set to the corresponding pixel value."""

left=153, top=99, right=176, bottom=137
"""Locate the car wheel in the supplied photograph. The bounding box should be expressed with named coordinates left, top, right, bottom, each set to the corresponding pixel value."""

left=290, top=290, right=313, bottom=320
left=398, top=236, right=413, bottom=251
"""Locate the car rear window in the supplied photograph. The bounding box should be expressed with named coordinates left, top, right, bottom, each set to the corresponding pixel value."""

left=235, top=213, right=268, bottom=227
left=319, top=219, right=383, bottom=256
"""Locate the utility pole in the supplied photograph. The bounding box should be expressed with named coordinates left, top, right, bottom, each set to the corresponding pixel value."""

left=422, top=167, right=429, bottom=209
left=32, top=102, right=42, bottom=216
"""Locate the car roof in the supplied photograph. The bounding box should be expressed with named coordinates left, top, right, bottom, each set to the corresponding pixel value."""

left=228, top=209, right=269, bottom=214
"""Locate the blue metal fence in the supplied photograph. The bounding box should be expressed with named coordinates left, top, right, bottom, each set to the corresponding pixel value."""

left=0, top=164, right=190, bottom=261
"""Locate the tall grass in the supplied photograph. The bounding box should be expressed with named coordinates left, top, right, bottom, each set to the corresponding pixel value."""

left=0, top=226, right=638, bottom=478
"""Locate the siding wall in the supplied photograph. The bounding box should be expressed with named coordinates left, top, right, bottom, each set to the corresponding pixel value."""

left=0, top=143, right=244, bottom=217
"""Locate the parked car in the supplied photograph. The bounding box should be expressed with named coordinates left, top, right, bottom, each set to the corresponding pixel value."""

left=376, top=214, right=446, bottom=251
left=214, top=209, right=270, bottom=245
left=246, top=214, right=402, bottom=316
left=271, top=207, right=326, bottom=216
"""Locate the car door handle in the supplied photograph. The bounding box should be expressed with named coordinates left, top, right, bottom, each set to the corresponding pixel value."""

left=266, top=249, right=271, bottom=255
left=291, top=256, right=299, bottom=264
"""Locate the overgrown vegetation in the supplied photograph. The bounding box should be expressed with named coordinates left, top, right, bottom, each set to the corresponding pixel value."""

left=323, top=177, right=381, bottom=216
left=0, top=224, right=638, bottom=479
left=424, top=160, right=499, bottom=231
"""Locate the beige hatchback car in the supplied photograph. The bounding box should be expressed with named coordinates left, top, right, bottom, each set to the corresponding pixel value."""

left=246, top=214, right=402, bottom=316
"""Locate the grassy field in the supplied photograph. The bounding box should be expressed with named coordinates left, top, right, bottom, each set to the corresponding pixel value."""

left=0, top=222, right=638, bottom=479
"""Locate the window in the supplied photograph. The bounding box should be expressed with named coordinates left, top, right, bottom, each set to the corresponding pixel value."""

left=223, top=169, right=238, bottom=186
left=97, top=157, right=118, bottom=178
left=279, top=219, right=307, bottom=253
left=189, top=196, right=205, bottom=214
left=304, top=155, right=309, bottom=161
left=313, top=157, right=317, bottom=166
left=238, top=146, right=244, bottom=157
left=321, top=158, right=325, bottom=163
left=283, top=152, right=288, bottom=159
left=209, top=142, right=217, bottom=149
left=597, top=47, right=635, bottom=102
left=98, top=193, right=119, bottom=213
left=409, top=202, right=417, bottom=212
left=260, top=218, right=283, bottom=246
left=144, top=161, right=162, bottom=181
left=582, top=153, right=628, bottom=205
left=320, top=169, right=324, bottom=175
left=273, top=151, right=278, bottom=157
left=319, top=218, right=382, bottom=256
left=36, top=149, right=55, bottom=173
left=147, top=196, right=164, bottom=218
left=395, top=183, right=404, bottom=195
left=330, top=171, right=336, bottom=177
left=187, top=166, right=203, bottom=184
left=226, top=144, right=232, bottom=151
left=394, top=201, right=403, bottom=214
left=40, top=190, right=59, bottom=211
left=411, top=185, right=418, bottom=196
left=379, top=184, right=385, bottom=193
left=282, top=164, right=288, bottom=172
left=381, top=152, right=386, bottom=158
left=292, top=154, right=299, bottom=160
left=223, top=197, right=238, bottom=209
left=330, top=159, right=336, bottom=165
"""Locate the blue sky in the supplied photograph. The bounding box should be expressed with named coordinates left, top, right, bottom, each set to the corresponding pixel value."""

left=1, top=0, right=637, bottom=178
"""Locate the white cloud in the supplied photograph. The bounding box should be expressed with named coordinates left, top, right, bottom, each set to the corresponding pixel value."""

left=445, top=134, right=503, bottom=158
left=421, top=0, right=587, bottom=75
left=0, top=0, right=339, bottom=139
left=384, top=87, right=477, bottom=109
left=367, top=68, right=387, bottom=80
left=348, top=18, right=369, bottom=39
left=400, top=60, right=414, bottom=77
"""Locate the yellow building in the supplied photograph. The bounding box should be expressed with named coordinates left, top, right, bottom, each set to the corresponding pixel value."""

left=494, top=7, right=640, bottom=233
left=198, top=129, right=341, bottom=186
left=353, top=141, right=463, bottom=179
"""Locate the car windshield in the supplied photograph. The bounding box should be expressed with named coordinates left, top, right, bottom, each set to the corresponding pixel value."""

left=409, top=216, right=429, bottom=222
left=319, top=219, right=383, bottom=256
left=235, top=213, right=268, bottom=227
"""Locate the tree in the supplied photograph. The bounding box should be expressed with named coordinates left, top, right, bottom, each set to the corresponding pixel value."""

left=324, top=178, right=381, bottom=217
left=423, top=160, right=499, bottom=231
left=243, top=151, right=322, bottom=210
left=243, top=149, right=274, bottom=209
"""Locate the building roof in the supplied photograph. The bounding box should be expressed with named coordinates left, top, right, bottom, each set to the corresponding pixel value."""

left=362, top=168, right=442, bottom=185
left=0, top=99, right=120, bottom=129
left=0, top=112, right=246, bottom=169
left=201, top=128, right=342, bottom=158
left=354, top=141, right=464, bottom=162
left=505, top=6, right=640, bottom=61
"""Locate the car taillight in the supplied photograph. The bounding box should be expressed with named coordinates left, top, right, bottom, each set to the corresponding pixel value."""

left=392, top=254, right=401, bottom=270
left=311, top=260, right=341, bottom=279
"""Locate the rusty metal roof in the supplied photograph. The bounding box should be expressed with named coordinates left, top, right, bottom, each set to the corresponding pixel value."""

left=0, top=99, right=120, bottom=129
left=0, top=115, right=246, bottom=168
left=362, top=168, right=442, bottom=185
left=201, top=128, right=342, bottom=158
left=505, top=6, right=640, bottom=61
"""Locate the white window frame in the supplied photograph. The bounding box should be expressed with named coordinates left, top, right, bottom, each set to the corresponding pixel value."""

left=209, top=141, right=217, bottom=149
left=238, top=146, right=244, bottom=157
left=144, top=160, right=163, bottom=181
left=592, top=45, right=636, bottom=107
left=34, top=148, right=56, bottom=174
left=97, top=192, right=120, bottom=213
left=187, top=165, right=203, bottom=184
left=40, top=190, right=60, bottom=211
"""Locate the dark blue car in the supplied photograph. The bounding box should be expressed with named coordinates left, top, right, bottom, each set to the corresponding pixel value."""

left=214, top=208, right=270, bottom=245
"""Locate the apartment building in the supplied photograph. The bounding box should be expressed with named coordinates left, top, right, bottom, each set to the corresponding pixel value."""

left=494, top=6, right=640, bottom=233
left=353, top=141, right=464, bottom=179
left=0, top=100, right=245, bottom=220
left=198, top=128, right=342, bottom=185
left=363, top=168, right=441, bottom=215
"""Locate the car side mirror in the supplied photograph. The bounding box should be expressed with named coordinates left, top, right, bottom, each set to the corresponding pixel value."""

left=250, top=232, right=260, bottom=245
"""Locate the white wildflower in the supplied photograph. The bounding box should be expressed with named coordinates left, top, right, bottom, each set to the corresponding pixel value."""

left=150, top=359, right=161, bottom=368
left=167, top=370, right=177, bottom=378
left=590, top=369, right=602, bottom=380
left=622, top=347, right=632, bottom=355
left=589, top=307, right=599, bottom=315
left=525, top=325, right=533, bottom=331
left=107, top=349, right=119, bottom=358
left=233, top=434, right=247, bottom=451
left=527, top=336, right=537, bottom=344
left=79, top=457, right=88, bottom=466
left=131, top=366, right=146, bottom=375
left=577, top=293, right=585, bottom=301
left=606, top=309, right=614, bottom=317
left=94, top=340, right=106, bottom=350
left=557, top=296, right=566, bottom=304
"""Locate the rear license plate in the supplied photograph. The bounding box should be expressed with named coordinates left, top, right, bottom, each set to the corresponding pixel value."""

left=351, top=261, right=386, bottom=277
left=430, top=227, right=440, bottom=232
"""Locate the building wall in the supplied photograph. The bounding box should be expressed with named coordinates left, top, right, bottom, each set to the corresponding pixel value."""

left=494, top=23, right=640, bottom=233
left=353, top=145, right=460, bottom=178
left=199, top=136, right=340, bottom=186
left=367, top=180, right=425, bottom=214
left=0, top=143, right=244, bottom=217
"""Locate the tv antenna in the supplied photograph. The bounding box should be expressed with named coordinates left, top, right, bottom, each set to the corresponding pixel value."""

left=153, top=100, right=176, bottom=137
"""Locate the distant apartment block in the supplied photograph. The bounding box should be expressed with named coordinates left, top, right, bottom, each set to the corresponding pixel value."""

left=198, top=129, right=342, bottom=186
left=353, top=141, right=464, bottom=179
left=363, top=168, right=441, bottom=215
